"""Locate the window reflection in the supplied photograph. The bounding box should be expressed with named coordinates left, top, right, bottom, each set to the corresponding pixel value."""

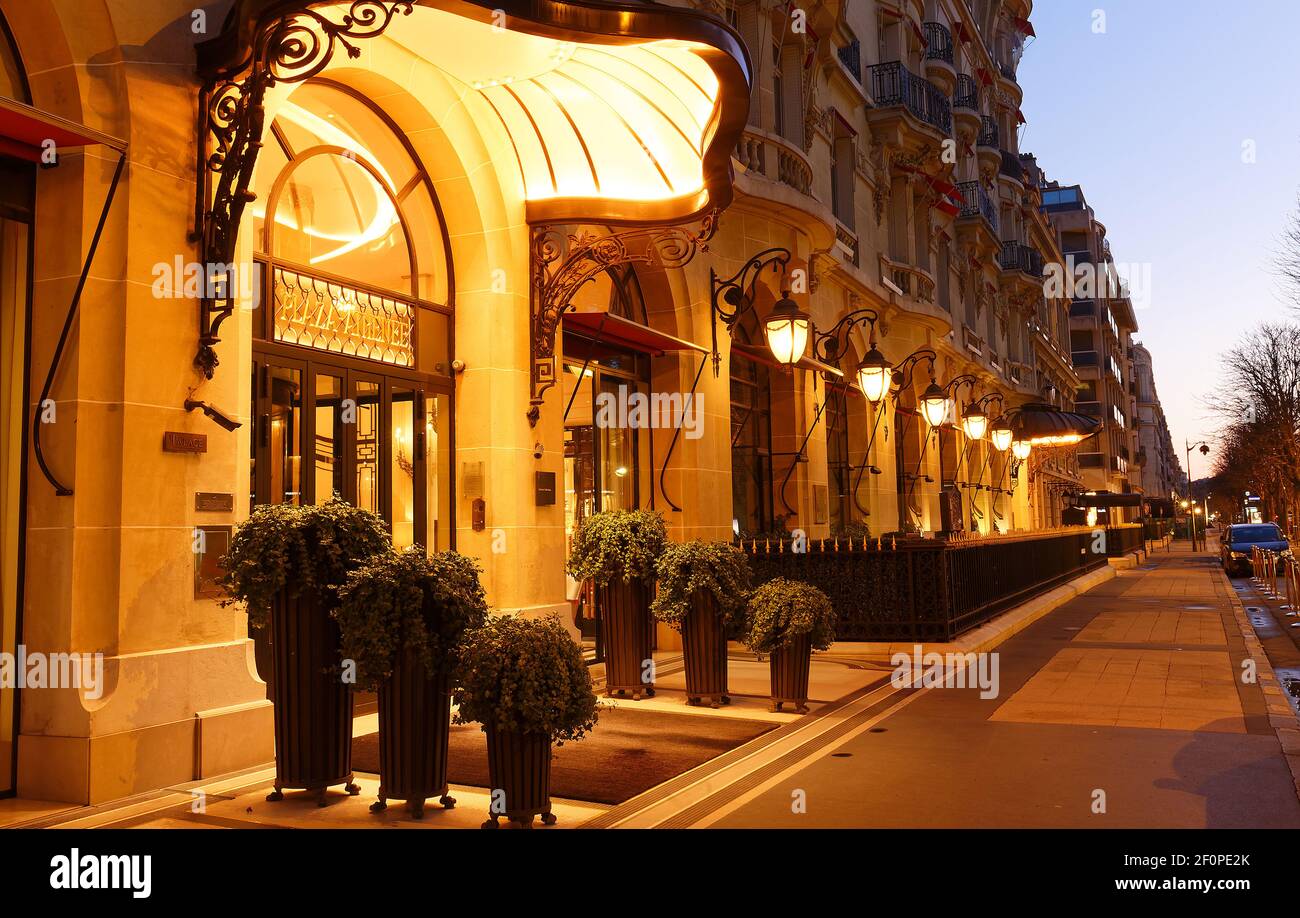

left=270, top=367, right=303, bottom=504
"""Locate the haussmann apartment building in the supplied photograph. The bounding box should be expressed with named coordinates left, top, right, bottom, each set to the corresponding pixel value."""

left=0, top=0, right=1170, bottom=805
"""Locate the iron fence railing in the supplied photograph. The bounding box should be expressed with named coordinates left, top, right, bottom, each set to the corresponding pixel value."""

left=1000, top=148, right=1024, bottom=180
left=977, top=115, right=999, bottom=147
left=742, top=528, right=1111, bottom=641
left=954, top=73, right=980, bottom=111
left=999, top=241, right=1044, bottom=277
left=923, top=22, right=954, bottom=64
left=869, top=61, right=952, bottom=134
left=837, top=39, right=862, bottom=82
left=956, top=180, right=997, bottom=231
left=1105, top=523, right=1145, bottom=558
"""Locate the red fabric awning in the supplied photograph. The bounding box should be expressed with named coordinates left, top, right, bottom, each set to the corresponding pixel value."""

left=0, top=97, right=126, bottom=161
left=976, top=67, right=994, bottom=87
left=564, top=311, right=706, bottom=356
left=1016, top=108, right=1027, bottom=124
left=954, top=21, right=973, bottom=43
left=1013, top=17, right=1036, bottom=37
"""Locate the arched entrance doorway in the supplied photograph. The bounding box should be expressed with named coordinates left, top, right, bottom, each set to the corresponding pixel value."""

left=247, top=80, right=454, bottom=552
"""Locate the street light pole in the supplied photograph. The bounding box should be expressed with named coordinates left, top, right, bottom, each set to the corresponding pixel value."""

left=1185, top=439, right=1210, bottom=551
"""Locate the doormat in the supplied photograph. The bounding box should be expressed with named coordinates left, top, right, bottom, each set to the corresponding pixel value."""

left=351, top=707, right=774, bottom=805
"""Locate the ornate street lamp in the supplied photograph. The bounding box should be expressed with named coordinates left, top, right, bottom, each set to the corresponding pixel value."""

left=857, top=346, right=891, bottom=404
left=762, top=290, right=811, bottom=366
left=961, top=404, right=988, bottom=441
left=710, top=247, right=795, bottom=374
left=810, top=306, right=890, bottom=403
left=1011, top=439, right=1032, bottom=461
left=990, top=418, right=1014, bottom=452
left=919, top=379, right=951, bottom=428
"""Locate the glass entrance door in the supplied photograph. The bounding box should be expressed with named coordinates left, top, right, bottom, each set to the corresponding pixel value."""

left=252, top=354, right=450, bottom=552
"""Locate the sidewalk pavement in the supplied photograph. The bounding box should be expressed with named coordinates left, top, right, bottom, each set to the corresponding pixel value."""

left=701, top=542, right=1300, bottom=828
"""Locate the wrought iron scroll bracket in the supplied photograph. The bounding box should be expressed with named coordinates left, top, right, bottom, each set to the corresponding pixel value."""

left=190, top=1, right=416, bottom=379
left=709, top=246, right=791, bottom=376
left=528, top=213, right=718, bottom=427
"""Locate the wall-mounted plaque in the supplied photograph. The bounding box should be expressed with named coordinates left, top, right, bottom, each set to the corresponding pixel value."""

left=194, top=525, right=231, bottom=599
left=164, top=431, right=207, bottom=453
left=195, top=492, right=234, bottom=512
left=535, top=471, right=556, bottom=506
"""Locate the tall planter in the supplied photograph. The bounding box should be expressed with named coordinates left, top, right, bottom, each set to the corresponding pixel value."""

left=369, top=646, right=454, bottom=819
left=482, top=727, right=556, bottom=829
left=266, top=585, right=358, bottom=805
left=681, top=593, right=729, bottom=707
left=601, top=579, right=655, bottom=699
left=768, top=632, right=812, bottom=714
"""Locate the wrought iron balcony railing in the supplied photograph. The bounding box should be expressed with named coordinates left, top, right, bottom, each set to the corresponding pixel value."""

left=999, top=241, right=1043, bottom=277
left=954, top=73, right=980, bottom=111
left=869, top=61, right=952, bottom=134
left=955, top=180, right=997, bottom=231
left=977, top=115, right=998, bottom=147
left=837, top=38, right=862, bottom=83
left=923, top=22, right=954, bottom=64
left=999, top=148, right=1024, bottom=180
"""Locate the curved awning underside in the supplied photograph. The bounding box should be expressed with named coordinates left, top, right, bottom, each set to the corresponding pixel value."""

left=198, top=0, right=752, bottom=225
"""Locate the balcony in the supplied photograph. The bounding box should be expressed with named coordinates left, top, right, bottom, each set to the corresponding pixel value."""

left=733, top=127, right=814, bottom=199
left=881, top=255, right=936, bottom=304
left=1069, top=300, right=1096, bottom=318
left=1076, top=400, right=1103, bottom=417
left=837, top=39, right=861, bottom=83
left=868, top=62, right=952, bottom=137
left=923, top=23, right=954, bottom=64
left=1072, top=350, right=1100, bottom=368
left=922, top=22, right=956, bottom=94
left=976, top=116, right=998, bottom=148
left=999, top=149, right=1024, bottom=183
left=955, top=180, right=997, bottom=231
left=953, top=73, right=980, bottom=112
left=999, top=241, right=1043, bottom=278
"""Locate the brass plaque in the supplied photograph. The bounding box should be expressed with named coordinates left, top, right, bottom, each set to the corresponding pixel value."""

left=164, top=431, right=207, bottom=453
left=195, top=492, right=234, bottom=512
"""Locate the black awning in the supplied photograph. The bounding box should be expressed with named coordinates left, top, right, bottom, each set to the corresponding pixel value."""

left=1011, top=402, right=1102, bottom=445
left=1071, top=491, right=1143, bottom=508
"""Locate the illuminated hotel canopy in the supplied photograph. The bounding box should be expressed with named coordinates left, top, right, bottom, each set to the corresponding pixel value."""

left=200, top=0, right=751, bottom=225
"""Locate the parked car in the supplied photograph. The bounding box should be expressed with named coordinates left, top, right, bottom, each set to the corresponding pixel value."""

left=1220, top=523, right=1290, bottom=576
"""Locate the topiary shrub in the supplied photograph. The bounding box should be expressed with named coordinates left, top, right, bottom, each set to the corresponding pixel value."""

left=219, top=498, right=391, bottom=628
left=453, top=615, right=599, bottom=745
left=650, top=540, right=752, bottom=629
left=335, top=547, right=489, bottom=691
left=566, top=509, right=667, bottom=586
left=744, top=577, right=836, bottom=654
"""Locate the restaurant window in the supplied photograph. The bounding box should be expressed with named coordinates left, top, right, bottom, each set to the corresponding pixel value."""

left=730, top=319, right=775, bottom=537
left=248, top=80, right=453, bottom=553
left=826, top=383, right=852, bottom=533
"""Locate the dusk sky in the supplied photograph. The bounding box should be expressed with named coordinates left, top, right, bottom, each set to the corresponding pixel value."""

left=1018, top=0, right=1300, bottom=481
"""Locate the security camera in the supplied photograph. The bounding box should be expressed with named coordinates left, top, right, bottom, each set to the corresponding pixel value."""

left=533, top=441, right=544, bottom=460
left=184, top=398, right=242, bottom=433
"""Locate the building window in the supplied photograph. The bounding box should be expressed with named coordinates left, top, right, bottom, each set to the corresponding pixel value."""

left=730, top=322, right=775, bottom=537
left=831, top=116, right=855, bottom=228
left=826, top=384, right=853, bottom=532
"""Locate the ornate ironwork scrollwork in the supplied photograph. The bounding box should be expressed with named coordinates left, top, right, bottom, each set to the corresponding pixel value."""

left=528, top=213, right=718, bottom=426
left=192, top=1, right=415, bottom=378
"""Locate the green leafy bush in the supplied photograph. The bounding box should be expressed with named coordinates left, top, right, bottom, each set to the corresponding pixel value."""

left=219, top=498, right=391, bottom=628
left=651, top=540, right=752, bottom=629
left=453, top=615, right=599, bottom=744
left=566, top=509, right=666, bottom=586
left=744, top=578, right=836, bottom=653
left=335, top=547, right=489, bottom=690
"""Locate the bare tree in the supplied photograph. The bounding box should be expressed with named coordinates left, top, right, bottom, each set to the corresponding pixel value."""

left=1278, top=196, right=1300, bottom=311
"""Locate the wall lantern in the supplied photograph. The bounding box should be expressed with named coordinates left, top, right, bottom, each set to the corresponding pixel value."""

left=763, top=291, right=812, bottom=366
left=1011, top=439, right=1033, bottom=461
left=810, top=306, right=888, bottom=403
left=711, top=247, right=802, bottom=374
left=961, top=406, right=988, bottom=440
left=990, top=419, right=1014, bottom=452
left=919, top=381, right=952, bottom=428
